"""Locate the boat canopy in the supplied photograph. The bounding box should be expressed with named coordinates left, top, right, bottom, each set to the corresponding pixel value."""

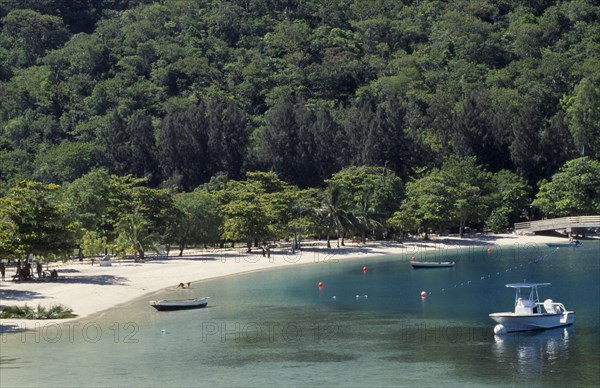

left=505, top=283, right=551, bottom=288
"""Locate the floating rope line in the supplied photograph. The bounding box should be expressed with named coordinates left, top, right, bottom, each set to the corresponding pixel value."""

left=429, top=247, right=562, bottom=296
left=337, top=247, right=562, bottom=301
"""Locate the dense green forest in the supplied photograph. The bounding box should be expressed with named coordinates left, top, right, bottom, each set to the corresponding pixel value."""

left=1, top=0, right=599, bottom=189
left=0, top=0, right=599, bottom=259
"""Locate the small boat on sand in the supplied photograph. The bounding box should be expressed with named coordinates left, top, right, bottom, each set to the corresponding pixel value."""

left=489, top=283, right=574, bottom=334
left=410, top=258, right=455, bottom=268
left=150, top=297, right=209, bottom=311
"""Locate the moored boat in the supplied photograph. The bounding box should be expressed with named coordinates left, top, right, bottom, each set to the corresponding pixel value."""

left=546, top=241, right=581, bottom=248
left=410, top=260, right=455, bottom=268
left=489, top=283, right=574, bottom=334
left=150, top=297, right=209, bottom=311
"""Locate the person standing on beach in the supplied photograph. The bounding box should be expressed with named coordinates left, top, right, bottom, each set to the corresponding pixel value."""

left=0, top=262, right=5, bottom=281
left=36, top=262, right=43, bottom=279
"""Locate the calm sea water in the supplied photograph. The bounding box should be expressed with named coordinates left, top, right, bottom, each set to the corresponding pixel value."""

left=1, top=242, right=599, bottom=387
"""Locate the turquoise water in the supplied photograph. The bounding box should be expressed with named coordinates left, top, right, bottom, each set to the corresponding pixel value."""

left=1, top=242, right=599, bottom=387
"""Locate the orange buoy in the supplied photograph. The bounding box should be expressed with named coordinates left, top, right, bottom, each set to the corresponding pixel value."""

left=420, top=291, right=427, bottom=297
left=318, top=281, right=324, bottom=288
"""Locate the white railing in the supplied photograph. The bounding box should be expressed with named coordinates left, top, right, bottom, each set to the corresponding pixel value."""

left=514, top=215, right=600, bottom=232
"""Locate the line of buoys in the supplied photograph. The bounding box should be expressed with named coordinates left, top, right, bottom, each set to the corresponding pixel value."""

left=437, top=248, right=560, bottom=296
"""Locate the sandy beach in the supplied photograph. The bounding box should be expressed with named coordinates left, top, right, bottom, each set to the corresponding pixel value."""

left=0, top=234, right=574, bottom=331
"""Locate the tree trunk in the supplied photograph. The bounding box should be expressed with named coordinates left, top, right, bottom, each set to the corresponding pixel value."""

left=459, top=219, right=465, bottom=238
left=246, top=240, right=252, bottom=253
left=326, top=233, right=331, bottom=249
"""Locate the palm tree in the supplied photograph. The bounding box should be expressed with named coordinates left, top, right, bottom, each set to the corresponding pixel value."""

left=116, top=212, right=158, bottom=260
left=354, top=191, right=382, bottom=244
left=318, top=185, right=353, bottom=248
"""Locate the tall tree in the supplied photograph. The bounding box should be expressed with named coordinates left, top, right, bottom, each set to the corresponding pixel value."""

left=563, top=75, right=600, bottom=159
left=0, top=180, right=77, bottom=259
left=128, top=111, right=160, bottom=185
left=101, top=109, right=131, bottom=176
left=168, top=190, right=222, bottom=256
left=158, top=105, right=210, bottom=190
left=510, top=100, right=543, bottom=184
left=533, top=157, right=600, bottom=217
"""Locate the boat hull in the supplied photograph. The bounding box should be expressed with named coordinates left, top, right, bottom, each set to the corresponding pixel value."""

left=150, top=297, right=209, bottom=311
left=411, top=261, right=455, bottom=268
left=489, top=312, right=575, bottom=332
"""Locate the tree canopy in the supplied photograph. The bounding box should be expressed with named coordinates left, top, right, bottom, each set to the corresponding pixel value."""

left=0, top=1, right=598, bottom=258
left=1, top=0, right=597, bottom=191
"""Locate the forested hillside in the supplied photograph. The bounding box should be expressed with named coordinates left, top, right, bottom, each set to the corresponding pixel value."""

left=1, top=0, right=598, bottom=191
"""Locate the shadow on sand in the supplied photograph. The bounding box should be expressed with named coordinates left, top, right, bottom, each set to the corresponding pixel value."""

left=0, top=289, right=47, bottom=301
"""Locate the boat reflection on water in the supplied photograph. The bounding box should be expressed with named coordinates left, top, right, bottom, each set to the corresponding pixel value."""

left=493, top=326, right=574, bottom=376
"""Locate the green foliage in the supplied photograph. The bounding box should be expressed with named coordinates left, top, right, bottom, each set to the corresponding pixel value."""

left=325, top=165, right=404, bottom=240
left=0, top=304, right=77, bottom=319
left=81, top=230, right=107, bottom=257
left=60, top=169, right=174, bottom=254
left=1, top=9, right=69, bottom=67
left=485, top=170, right=530, bottom=232
left=32, top=142, right=106, bottom=183
left=0, top=180, right=78, bottom=258
left=393, top=172, right=455, bottom=238
left=1, top=0, right=598, bottom=247
left=563, top=75, right=600, bottom=159
left=533, top=157, right=600, bottom=217
left=168, top=190, right=222, bottom=255
left=115, top=211, right=157, bottom=259
left=218, top=172, right=288, bottom=251
left=59, top=168, right=112, bottom=234
left=389, top=157, right=526, bottom=237
left=1, top=0, right=595, bottom=190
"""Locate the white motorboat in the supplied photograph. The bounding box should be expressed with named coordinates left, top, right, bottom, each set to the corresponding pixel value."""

left=150, top=297, right=209, bottom=311
left=489, top=283, right=574, bottom=334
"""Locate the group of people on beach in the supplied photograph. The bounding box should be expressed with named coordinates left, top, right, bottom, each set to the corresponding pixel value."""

left=0, top=260, right=58, bottom=281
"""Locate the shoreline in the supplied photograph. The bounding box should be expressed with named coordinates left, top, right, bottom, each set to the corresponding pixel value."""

left=0, top=234, right=581, bottom=332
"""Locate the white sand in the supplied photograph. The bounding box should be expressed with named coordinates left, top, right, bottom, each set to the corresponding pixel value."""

left=0, top=234, right=571, bottom=331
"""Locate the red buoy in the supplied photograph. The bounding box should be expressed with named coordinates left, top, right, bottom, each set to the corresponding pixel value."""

left=318, top=281, right=324, bottom=288
left=420, top=291, right=427, bottom=298
left=363, top=266, right=368, bottom=273
left=487, top=248, right=493, bottom=254
left=411, top=257, right=416, bottom=261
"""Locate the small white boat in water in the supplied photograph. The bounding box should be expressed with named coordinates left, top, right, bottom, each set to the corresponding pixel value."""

left=150, top=297, right=209, bottom=311
left=546, top=241, right=581, bottom=248
left=410, top=261, right=455, bottom=268
left=489, top=283, right=574, bottom=334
